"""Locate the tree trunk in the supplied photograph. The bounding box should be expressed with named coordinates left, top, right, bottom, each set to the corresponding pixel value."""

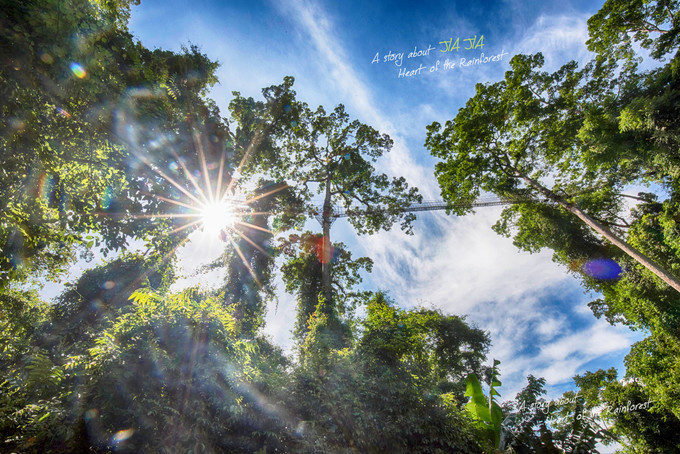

left=514, top=169, right=680, bottom=294
left=321, top=174, right=333, bottom=304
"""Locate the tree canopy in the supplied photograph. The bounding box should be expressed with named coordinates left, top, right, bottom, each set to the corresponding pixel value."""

left=3, top=0, right=680, bottom=452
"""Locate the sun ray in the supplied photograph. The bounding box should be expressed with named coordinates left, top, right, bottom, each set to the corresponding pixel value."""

left=228, top=237, right=262, bottom=288
left=147, top=192, right=200, bottom=211
left=193, top=129, right=214, bottom=205
left=235, top=220, right=273, bottom=235
left=232, top=228, right=272, bottom=258
left=100, top=212, right=200, bottom=220
left=127, top=236, right=192, bottom=293
left=168, top=218, right=204, bottom=235
left=223, top=130, right=264, bottom=197
left=241, top=183, right=290, bottom=206
left=132, top=150, right=205, bottom=207
left=215, top=149, right=226, bottom=203
left=167, top=150, right=210, bottom=206
left=241, top=211, right=274, bottom=217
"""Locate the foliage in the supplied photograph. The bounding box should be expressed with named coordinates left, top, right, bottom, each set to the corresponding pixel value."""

left=1, top=283, right=492, bottom=453
left=47, top=253, right=174, bottom=353
left=76, top=287, right=296, bottom=452
left=0, top=0, right=230, bottom=288
left=573, top=367, right=680, bottom=453
left=281, top=293, right=487, bottom=453
left=587, top=0, right=680, bottom=65
left=279, top=231, right=373, bottom=346
left=464, top=360, right=503, bottom=450
left=358, top=293, right=490, bottom=400
left=501, top=375, right=561, bottom=454
left=0, top=289, right=70, bottom=452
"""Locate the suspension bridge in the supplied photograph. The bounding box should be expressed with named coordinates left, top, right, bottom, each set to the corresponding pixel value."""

left=311, top=196, right=542, bottom=224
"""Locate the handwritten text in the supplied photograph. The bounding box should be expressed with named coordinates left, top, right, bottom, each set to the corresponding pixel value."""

left=371, top=34, right=508, bottom=79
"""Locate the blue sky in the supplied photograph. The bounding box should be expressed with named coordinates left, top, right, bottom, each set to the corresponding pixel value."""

left=124, top=0, right=645, bottom=407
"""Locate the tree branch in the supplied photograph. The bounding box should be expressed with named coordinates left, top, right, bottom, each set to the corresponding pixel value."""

left=666, top=5, right=678, bottom=28
left=619, top=193, right=653, bottom=203
left=527, top=85, right=550, bottom=105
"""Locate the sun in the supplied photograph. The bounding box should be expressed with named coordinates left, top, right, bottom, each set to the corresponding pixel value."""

left=200, top=200, right=236, bottom=234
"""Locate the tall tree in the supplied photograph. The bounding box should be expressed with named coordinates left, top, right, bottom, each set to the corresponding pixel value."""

left=230, top=87, right=422, bottom=306
left=293, top=104, right=421, bottom=305
left=425, top=52, right=680, bottom=293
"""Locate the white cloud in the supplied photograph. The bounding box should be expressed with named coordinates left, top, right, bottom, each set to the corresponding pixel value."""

left=358, top=207, right=570, bottom=309
left=513, top=14, right=592, bottom=70
left=286, top=1, right=384, bottom=129
left=533, top=320, right=632, bottom=384
left=536, top=316, right=566, bottom=339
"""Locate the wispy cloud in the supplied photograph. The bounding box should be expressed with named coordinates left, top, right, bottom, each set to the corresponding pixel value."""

left=533, top=320, right=633, bottom=385
left=287, top=1, right=385, bottom=129
left=359, top=208, right=571, bottom=310
left=513, top=14, right=593, bottom=70
left=480, top=294, right=637, bottom=399
left=284, top=0, right=440, bottom=198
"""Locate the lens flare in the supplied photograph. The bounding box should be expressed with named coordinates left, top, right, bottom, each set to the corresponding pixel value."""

left=37, top=174, right=55, bottom=204
left=84, top=408, right=99, bottom=421
left=56, top=107, right=71, bottom=118
left=69, top=62, right=87, bottom=78
left=315, top=236, right=334, bottom=264
left=582, top=258, right=622, bottom=280
left=112, top=428, right=134, bottom=443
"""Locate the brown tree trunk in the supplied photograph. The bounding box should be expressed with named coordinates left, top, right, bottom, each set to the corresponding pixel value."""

left=514, top=169, right=680, bottom=294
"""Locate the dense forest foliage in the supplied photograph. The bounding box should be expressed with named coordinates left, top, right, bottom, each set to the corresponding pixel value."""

left=1, top=0, right=679, bottom=452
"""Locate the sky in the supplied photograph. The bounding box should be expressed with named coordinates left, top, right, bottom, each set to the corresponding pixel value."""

left=120, top=0, right=647, bottom=409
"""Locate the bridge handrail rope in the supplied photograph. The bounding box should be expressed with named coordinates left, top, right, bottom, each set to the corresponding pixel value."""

left=311, top=196, right=543, bottom=222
